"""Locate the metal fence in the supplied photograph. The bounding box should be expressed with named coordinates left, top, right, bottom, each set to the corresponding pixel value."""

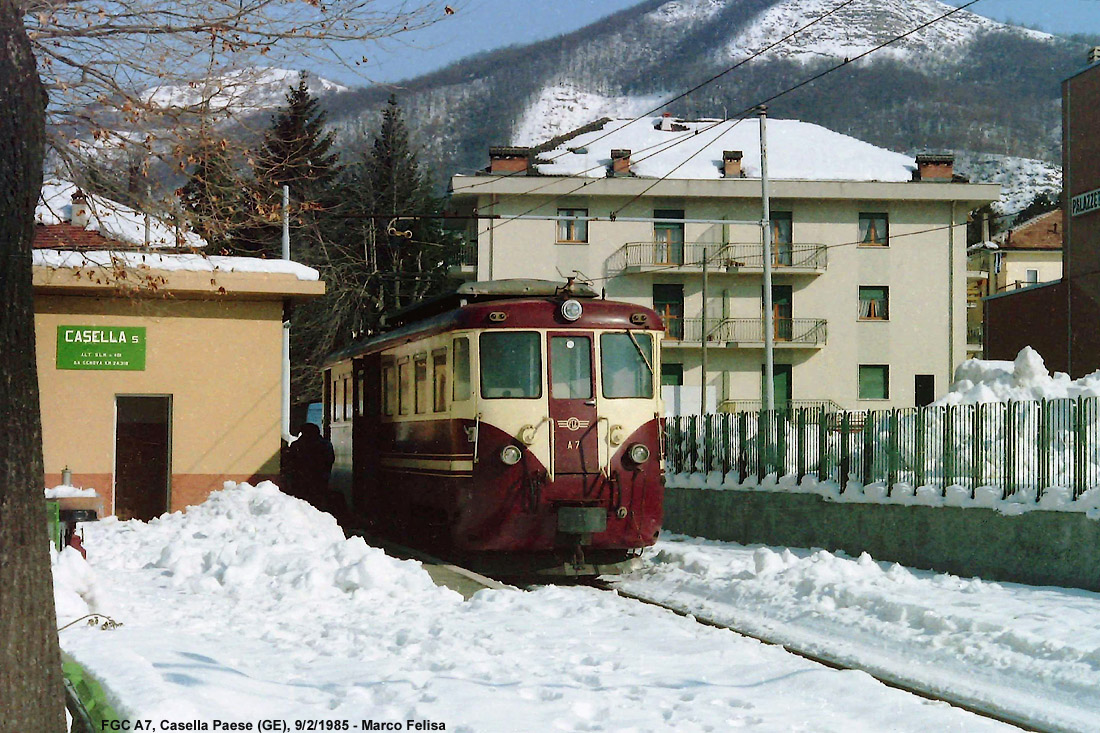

left=663, top=398, right=1100, bottom=502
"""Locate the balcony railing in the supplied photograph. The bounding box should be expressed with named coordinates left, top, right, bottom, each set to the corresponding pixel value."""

left=614, top=242, right=828, bottom=272
left=447, top=242, right=477, bottom=267
left=668, top=317, right=827, bottom=346
left=967, top=323, right=984, bottom=345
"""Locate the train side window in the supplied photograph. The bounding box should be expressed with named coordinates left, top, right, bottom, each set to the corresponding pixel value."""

left=342, top=377, right=350, bottom=420
left=398, top=357, right=411, bottom=416
left=381, top=360, right=396, bottom=417
left=433, top=349, right=448, bottom=412
left=414, top=355, right=429, bottom=414
left=481, top=331, right=542, bottom=399
left=356, top=368, right=365, bottom=417
left=453, top=337, right=470, bottom=402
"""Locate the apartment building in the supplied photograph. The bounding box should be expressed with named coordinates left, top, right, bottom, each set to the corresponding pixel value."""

left=449, top=116, right=998, bottom=411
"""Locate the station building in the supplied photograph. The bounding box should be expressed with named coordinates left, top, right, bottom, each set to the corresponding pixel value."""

left=33, top=183, right=324, bottom=519
left=985, top=49, right=1100, bottom=374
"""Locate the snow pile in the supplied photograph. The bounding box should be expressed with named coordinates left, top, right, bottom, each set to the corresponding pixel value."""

left=45, top=485, right=99, bottom=499
left=37, top=180, right=206, bottom=250
left=141, top=67, right=347, bottom=113
left=85, top=481, right=447, bottom=603
left=52, top=546, right=101, bottom=624
left=725, top=0, right=1053, bottom=65
left=533, top=117, right=916, bottom=181
left=939, top=347, right=1100, bottom=405
left=33, top=248, right=319, bottom=282
left=615, top=536, right=1100, bottom=733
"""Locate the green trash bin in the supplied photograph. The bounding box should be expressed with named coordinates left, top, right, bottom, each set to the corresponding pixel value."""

left=46, top=500, right=62, bottom=551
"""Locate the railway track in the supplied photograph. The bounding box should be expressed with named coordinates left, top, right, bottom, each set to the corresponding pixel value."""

left=587, top=579, right=1065, bottom=733
left=360, top=534, right=1060, bottom=733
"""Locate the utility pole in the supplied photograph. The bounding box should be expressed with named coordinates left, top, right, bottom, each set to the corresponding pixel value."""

left=759, top=106, right=776, bottom=413
left=281, top=185, right=292, bottom=443
left=701, top=243, right=708, bottom=414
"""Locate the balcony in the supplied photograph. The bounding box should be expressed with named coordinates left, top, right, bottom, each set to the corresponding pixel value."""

left=664, top=317, right=827, bottom=349
left=446, top=242, right=478, bottom=280
left=614, top=242, right=828, bottom=275
left=966, top=323, right=984, bottom=353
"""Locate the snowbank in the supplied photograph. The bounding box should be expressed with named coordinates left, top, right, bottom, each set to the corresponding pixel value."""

left=939, top=346, right=1100, bottom=405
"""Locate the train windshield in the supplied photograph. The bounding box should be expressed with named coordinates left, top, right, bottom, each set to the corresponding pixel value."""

left=480, top=331, right=542, bottom=399
left=601, top=332, right=654, bottom=399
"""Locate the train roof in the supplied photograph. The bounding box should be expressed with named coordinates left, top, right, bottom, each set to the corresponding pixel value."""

left=324, top=279, right=660, bottom=366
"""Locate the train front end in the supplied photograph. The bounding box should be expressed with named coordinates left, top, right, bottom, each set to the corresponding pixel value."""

left=451, top=294, right=665, bottom=574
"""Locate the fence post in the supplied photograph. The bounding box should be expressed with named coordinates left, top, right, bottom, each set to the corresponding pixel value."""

left=888, top=409, right=899, bottom=492
left=1005, top=402, right=1015, bottom=499
left=861, top=412, right=873, bottom=485
left=818, top=409, right=828, bottom=483
left=972, top=404, right=983, bottom=497
left=840, top=411, right=851, bottom=489
left=737, top=411, right=747, bottom=481
left=943, top=404, right=955, bottom=496
left=777, top=410, right=787, bottom=479
left=797, top=408, right=806, bottom=482
left=704, top=413, right=713, bottom=474
left=1075, top=396, right=1086, bottom=500
left=1038, top=400, right=1049, bottom=501
left=756, top=410, right=766, bottom=482
left=916, top=407, right=926, bottom=487
left=688, top=414, right=699, bottom=474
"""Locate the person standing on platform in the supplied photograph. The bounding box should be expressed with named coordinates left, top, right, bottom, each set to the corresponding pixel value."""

left=287, top=423, right=335, bottom=510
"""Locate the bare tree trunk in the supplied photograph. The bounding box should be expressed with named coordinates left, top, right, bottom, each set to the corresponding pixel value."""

left=0, top=0, right=66, bottom=729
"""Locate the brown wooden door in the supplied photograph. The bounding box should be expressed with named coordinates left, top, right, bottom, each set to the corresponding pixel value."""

left=548, top=333, right=598, bottom=474
left=114, top=396, right=171, bottom=520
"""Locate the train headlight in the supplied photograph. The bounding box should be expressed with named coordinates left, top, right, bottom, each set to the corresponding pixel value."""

left=560, top=299, right=583, bottom=322
left=628, top=443, right=651, bottom=464
left=609, top=425, right=625, bottom=446
left=500, top=445, right=523, bottom=465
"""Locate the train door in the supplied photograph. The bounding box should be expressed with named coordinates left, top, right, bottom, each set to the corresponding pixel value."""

left=547, top=332, right=599, bottom=474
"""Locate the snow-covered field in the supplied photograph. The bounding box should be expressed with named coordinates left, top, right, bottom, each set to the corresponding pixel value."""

left=614, top=535, right=1100, bottom=733
left=55, top=482, right=1022, bottom=731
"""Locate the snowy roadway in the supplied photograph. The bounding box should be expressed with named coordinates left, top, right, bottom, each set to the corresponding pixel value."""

left=52, top=482, right=1096, bottom=731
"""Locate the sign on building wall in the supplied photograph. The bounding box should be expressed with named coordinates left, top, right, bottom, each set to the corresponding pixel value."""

left=56, top=326, right=146, bottom=370
left=1071, top=187, right=1100, bottom=218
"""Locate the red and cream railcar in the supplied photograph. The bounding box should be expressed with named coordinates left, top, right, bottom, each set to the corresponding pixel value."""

left=323, top=279, right=665, bottom=574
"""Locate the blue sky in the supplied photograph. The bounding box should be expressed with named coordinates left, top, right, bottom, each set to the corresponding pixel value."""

left=323, top=0, right=1100, bottom=86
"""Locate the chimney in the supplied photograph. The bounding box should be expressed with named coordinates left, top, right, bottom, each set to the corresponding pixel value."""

left=722, top=150, right=743, bottom=178
left=1089, top=46, right=1100, bottom=65
left=70, top=189, right=91, bottom=228
left=610, top=149, right=631, bottom=176
left=914, top=153, right=955, bottom=181
left=488, top=146, right=530, bottom=175
left=659, top=112, right=674, bottom=132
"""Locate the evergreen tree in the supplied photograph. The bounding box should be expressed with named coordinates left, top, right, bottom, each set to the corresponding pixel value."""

left=290, top=95, right=458, bottom=405
left=237, top=73, right=342, bottom=257
left=179, top=137, right=245, bottom=254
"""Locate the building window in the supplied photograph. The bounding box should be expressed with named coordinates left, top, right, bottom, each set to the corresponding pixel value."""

left=432, top=350, right=448, bottom=412
left=653, top=284, right=684, bottom=340
left=653, top=209, right=685, bottom=265
left=858, top=286, right=889, bottom=320
left=452, top=337, right=470, bottom=401
left=859, top=213, right=889, bottom=246
left=1026, top=269, right=1039, bottom=284
left=661, top=363, right=684, bottom=387
left=557, top=208, right=588, bottom=243
left=859, top=365, right=889, bottom=400
left=771, top=212, right=793, bottom=265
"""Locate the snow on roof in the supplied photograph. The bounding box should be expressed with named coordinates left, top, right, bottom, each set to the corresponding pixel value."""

left=532, top=117, right=916, bottom=182
left=33, top=248, right=320, bottom=282
left=36, top=180, right=207, bottom=250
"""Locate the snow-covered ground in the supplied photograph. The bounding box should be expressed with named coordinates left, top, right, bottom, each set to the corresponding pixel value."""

left=55, top=482, right=1018, bottom=731
left=614, top=535, right=1100, bottom=733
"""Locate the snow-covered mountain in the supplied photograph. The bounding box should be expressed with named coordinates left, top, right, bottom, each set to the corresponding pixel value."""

left=326, top=0, right=1085, bottom=207
left=142, top=67, right=348, bottom=114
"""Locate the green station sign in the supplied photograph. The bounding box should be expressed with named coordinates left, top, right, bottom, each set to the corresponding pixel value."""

left=56, top=326, right=146, bottom=370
